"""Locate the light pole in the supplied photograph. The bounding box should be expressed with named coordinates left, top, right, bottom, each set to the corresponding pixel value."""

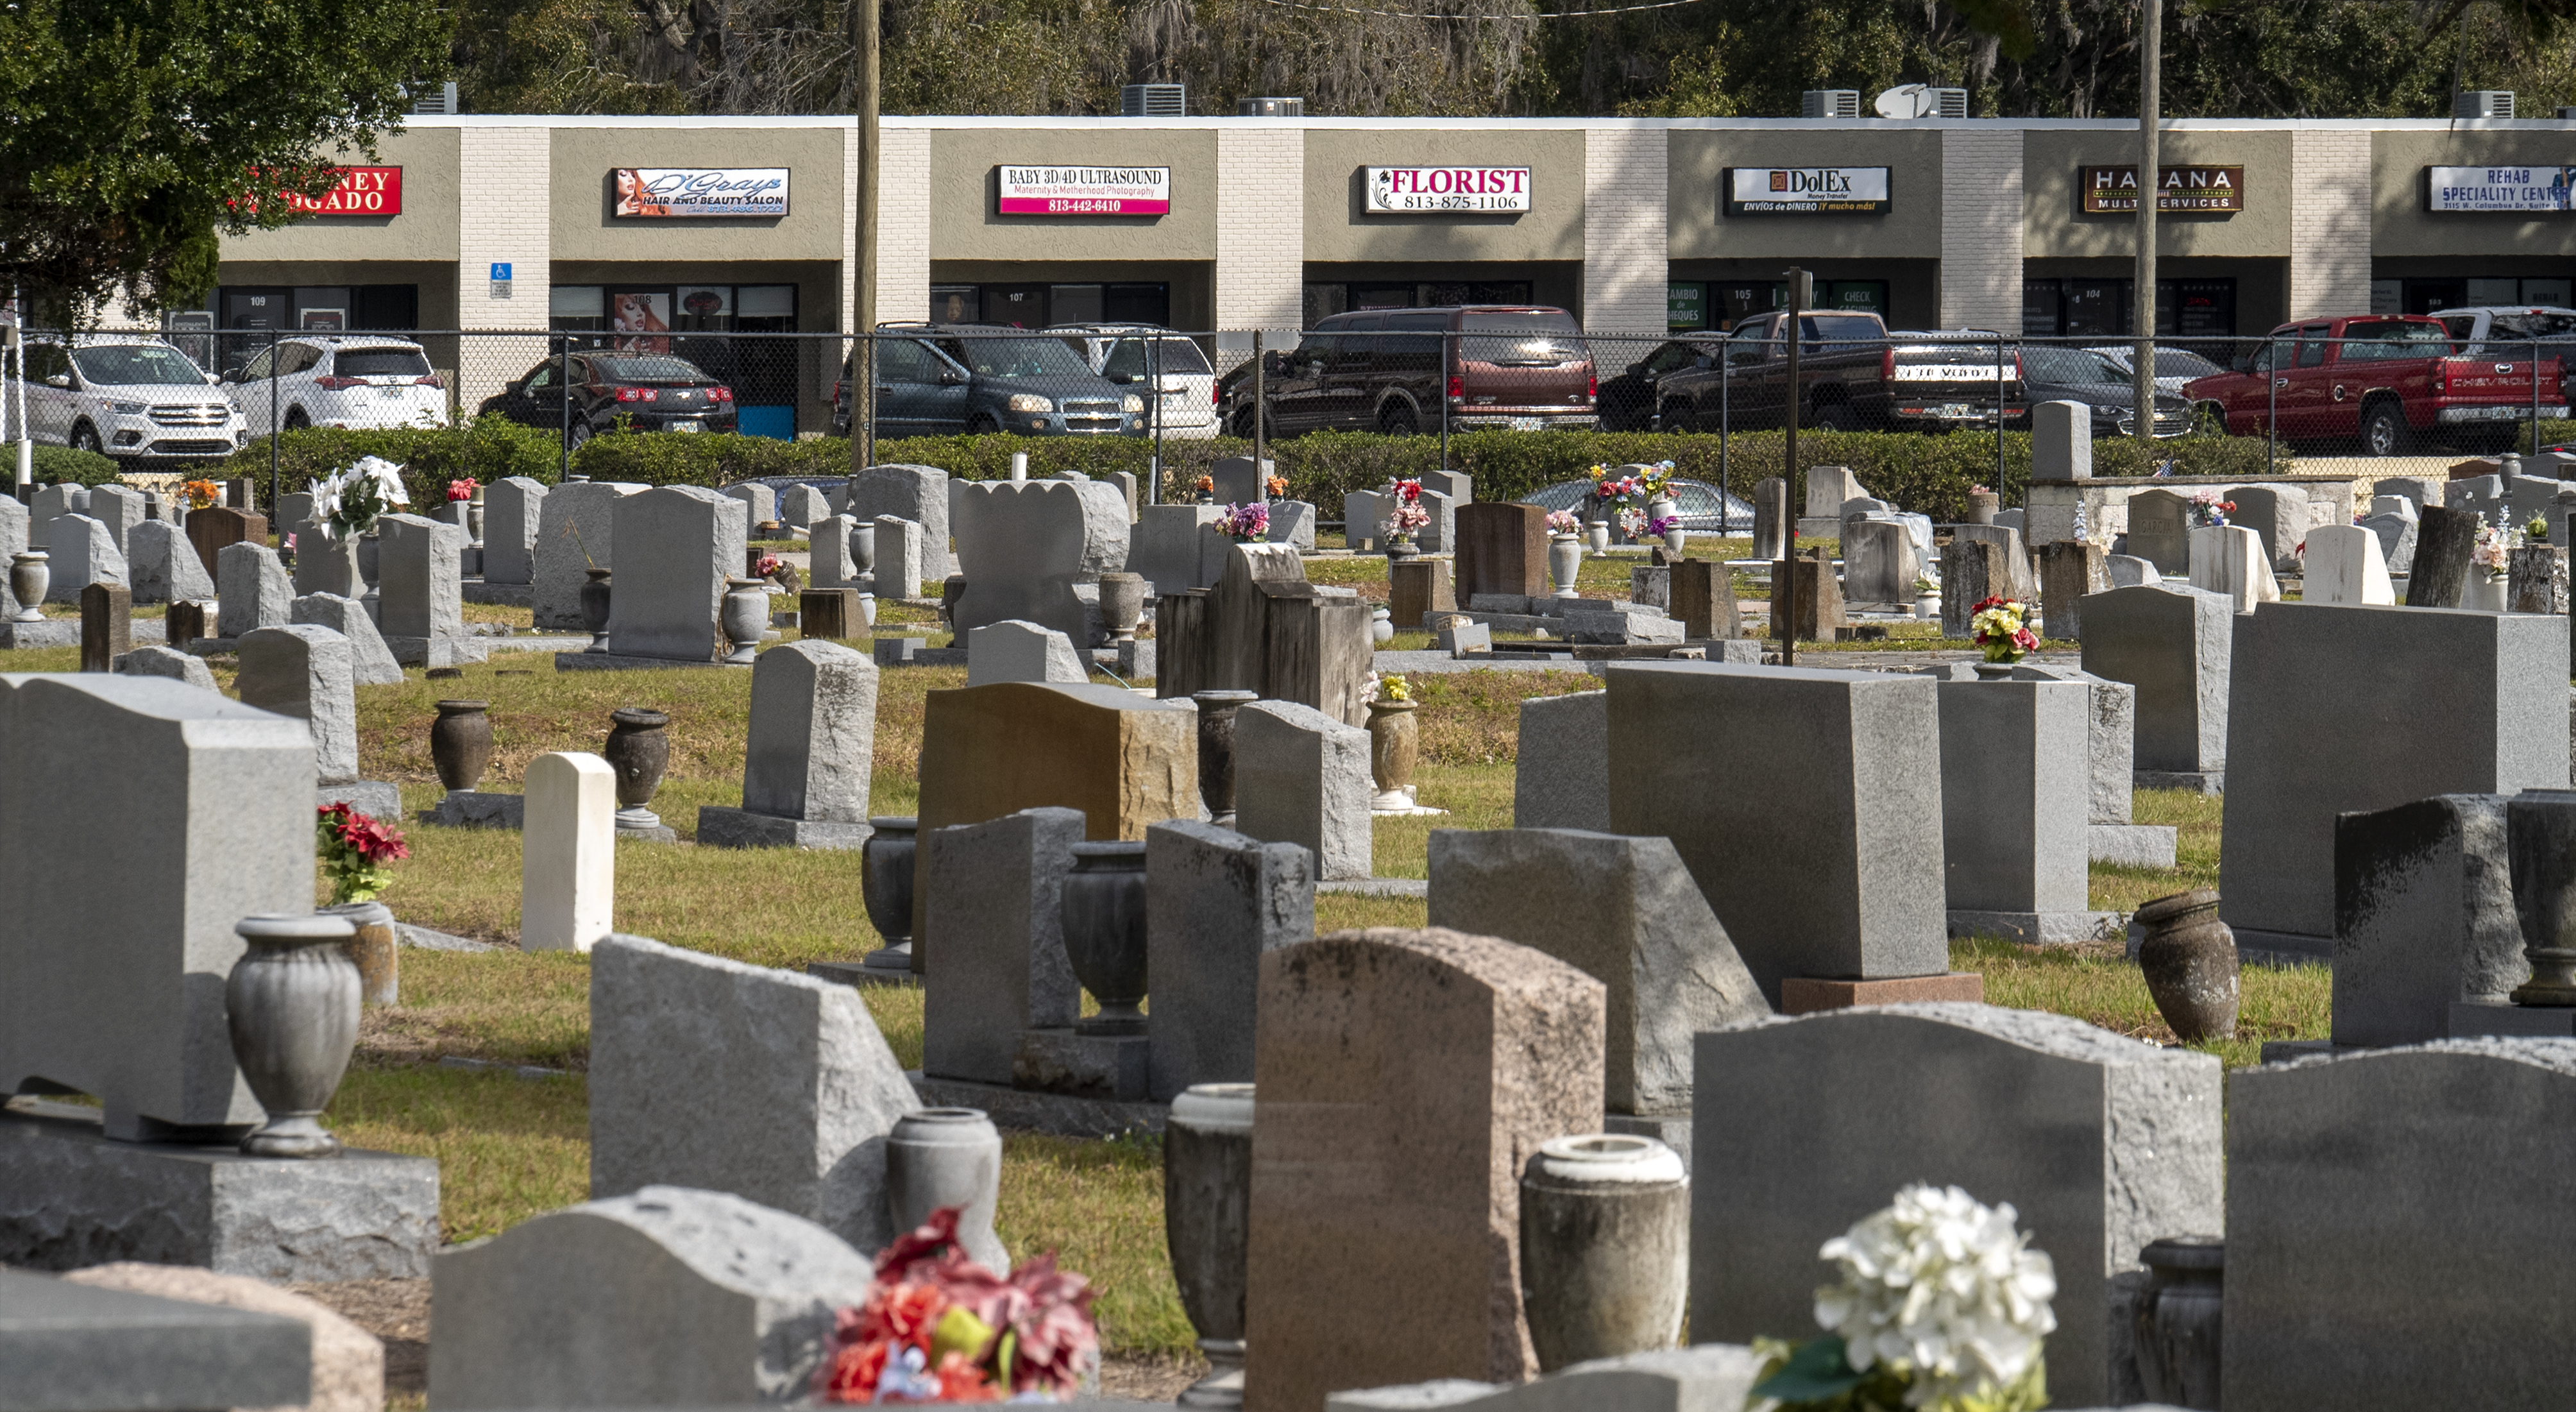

left=851, top=0, right=880, bottom=477
left=2134, top=0, right=2163, bottom=447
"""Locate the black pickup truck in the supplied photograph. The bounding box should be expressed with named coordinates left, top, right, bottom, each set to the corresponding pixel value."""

left=1652, top=311, right=2023, bottom=434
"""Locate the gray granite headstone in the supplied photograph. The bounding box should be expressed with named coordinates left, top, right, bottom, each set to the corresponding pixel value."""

left=236, top=624, right=359, bottom=785
left=291, top=520, right=360, bottom=600
left=870, top=516, right=922, bottom=600
left=2104, top=552, right=2161, bottom=588
left=1514, top=690, right=1609, bottom=832
left=606, top=486, right=747, bottom=662
left=1133, top=504, right=1223, bottom=597
left=2363, top=493, right=2419, bottom=577
left=697, top=640, right=877, bottom=852
left=291, top=592, right=403, bottom=686
left=0, top=1269, right=315, bottom=1411
left=375, top=513, right=465, bottom=643
left=1144, top=819, right=1314, bottom=1101
left=215, top=541, right=293, bottom=640
left=2078, top=584, right=2232, bottom=778
left=483, top=477, right=546, bottom=586
left=722, top=482, right=776, bottom=528
left=2011, top=665, right=2137, bottom=824
left=809, top=515, right=860, bottom=590
left=1266, top=500, right=1317, bottom=553
left=85, top=485, right=148, bottom=559
left=1842, top=518, right=1920, bottom=605
left=2124, top=488, right=2192, bottom=575
left=112, top=643, right=219, bottom=693
left=588, top=935, right=915, bottom=1253
left=28, top=483, right=85, bottom=550
left=846, top=465, right=953, bottom=579
left=952, top=480, right=1089, bottom=645
left=1343, top=490, right=1387, bottom=553
left=964, top=618, right=1086, bottom=686
left=2226, top=484, right=2305, bottom=570
left=779, top=484, right=831, bottom=532
left=2332, top=794, right=2525, bottom=1047
left=1233, top=699, right=1372, bottom=881
left=532, top=481, right=643, bottom=629
left=919, top=807, right=1085, bottom=1085
left=44, top=514, right=126, bottom=602
left=1212, top=455, right=1270, bottom=506
left=126, top=519, right=214, bottom=605
left=1936, top=678, right=2105, bottom=944
left=1063, top=474, right=1130, bottom=583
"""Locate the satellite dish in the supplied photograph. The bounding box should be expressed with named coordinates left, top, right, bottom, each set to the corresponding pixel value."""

left=1874, top=83, right=1932, bottom=119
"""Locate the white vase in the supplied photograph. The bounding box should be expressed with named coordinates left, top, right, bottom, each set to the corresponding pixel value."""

left=1548, top=536, right=1583, bottom=598
left=2465, top=573, right=2509, bottom=613
left=1585, top=523, right=1611, bottom=555
left=1914, top=594, right=1938, bottom=620
left=1661, top=528, right=1687, bottom=556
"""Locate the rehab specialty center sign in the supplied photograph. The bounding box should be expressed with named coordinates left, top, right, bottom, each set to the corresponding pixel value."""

left=997, top=166, right=1172, bottom=215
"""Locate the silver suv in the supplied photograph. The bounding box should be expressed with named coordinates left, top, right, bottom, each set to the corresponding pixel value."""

left=22, top=336, right=249, bottom=463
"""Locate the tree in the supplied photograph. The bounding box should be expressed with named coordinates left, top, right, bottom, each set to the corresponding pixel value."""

left=0, top=0, right=452, bottom=325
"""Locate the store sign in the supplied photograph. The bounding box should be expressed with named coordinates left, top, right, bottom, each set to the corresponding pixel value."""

left=2081, top=165, right=2246, bottom=213
left=280, top=166, right=403, bottom=216
left=612, top=168, right=790, bottom=217
left=2427, top=166, right=2576, bottom=212
left=1724, top=167, right=1890, bottom=215
left=1363, top=167, right=1531, bottom=213
left=996, top=166, right=1171, bottom=215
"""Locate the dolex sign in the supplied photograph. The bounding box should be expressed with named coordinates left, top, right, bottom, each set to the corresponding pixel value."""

left=284, top=167, right=403, bottom=216
left=1724, top=167, right=1890, bottom=215
left=1363, top=167, right=1532, bottom=213
left=2081, top=165, right=2246, bottom=214
left=996, top=166, right=1172, bottom=216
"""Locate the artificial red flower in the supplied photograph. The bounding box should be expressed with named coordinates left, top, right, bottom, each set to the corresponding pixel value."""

left=817, top=1334, right=888, bottom=1401
left=933, top=1350, right=1003, bottom=1402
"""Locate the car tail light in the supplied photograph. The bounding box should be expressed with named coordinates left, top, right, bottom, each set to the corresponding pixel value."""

left=615, top=387, right=657, bottom=402
left=2436, top=359, right=2451, bottom=393
left=1882, top=347, right=1896, bottom=382
left=414, top=373, right=444, bottom=389
left=1447, top=375, right=1464, bottom=401
left=1587, top=373, right=1598, bottom=400
left=1213, top=383, right=1222, bottom=406
left=312, top=375, right=364, bottom=390
left=833, top=380, right=847, bottom=403
left=708, top=386, right=734, bottom=402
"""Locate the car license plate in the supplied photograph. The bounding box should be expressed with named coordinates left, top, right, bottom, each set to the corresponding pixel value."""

left=668, top=420, right=701, bottom=433
left=1940, top=404, right=1971, bottom=418
left=1509, top=416, right=1543, bottom=431
left=378, top=386, right=403, bottom=399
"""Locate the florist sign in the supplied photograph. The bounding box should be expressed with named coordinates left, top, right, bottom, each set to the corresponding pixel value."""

left=997, top=166, right=1171, bottom=215
left=613, top=168, right=790, bottom=217
left=1364, top=167, right=1532, bottom=213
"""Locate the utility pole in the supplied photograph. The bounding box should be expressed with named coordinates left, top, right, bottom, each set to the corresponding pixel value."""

left=851, top=0, right=880, bottom=476
left=1781, top=268, right=1809, bottom=667
left=2134, top=0, right=2163, bottom=447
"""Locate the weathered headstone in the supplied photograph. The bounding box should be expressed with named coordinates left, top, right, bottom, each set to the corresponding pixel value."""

left=1842, top=519, right=1919, bottom=606
left=606, top=486, right=747, bottom=661
left=2031, top=400, right=2093, bottom=482
left=1691, top=1003, right=2223, bottom=1409
left=1244, top=928, right=1604, bottom=1412
left=85, top=485, right=148, bottom=559
left=1265, top=500, right=1317, bottom=553
left=2362, top=493, right=2419, bottom=577
left=1750, top=477, right=1788, bottom=560
left=127, top=519, right=214, bottom=606
left=920, top=806, right=1086, bottom=1084
left=808, top=515, right=860, bottom=590
left=1213, top=455, right=1271, bottom=507
left=589, top=935, right=914, bottom=1251
left=2305, top=522, right=2396, bottom=606
left=1145, top=820, right=1315, bottom=1101
left=1940, top=538, right=2008, bottom=637
left=215, top=541, right=294, bottom=640
left=2104, top=552, right=2160, bottom=587
left=697, top=640, right=878, bottom=850
left=1390, top=557, right=1455, bottom=631
left=1421, top=468, right=1472, bottom=505
left=2079, top=584, right=2232, bottom=787
left=2508, top=543, right=2568, bottom=614
left=2407, top=504, right=2480, bottom=608
left=291, top=520, right=362, bottom=601
left=1936, top=679, right=2111, bottom=944
left=722, top=482, right=776, bottom=529
left=965, top=618, right=1087, bottom=686
left=532, top=481, right=643, bottom=630
left=1342, top=490, right=1387, bottom=553
left=79, top=583, right=130, bottom=673
left=952, top=480, right=1089, bottom=645
left=1802, top=465, right=1864, bottom=522
left=1514, top=690, right=1608, bottom=832
left=2036, top=540, right=2110, bottom=640
left=1133, top=505, right=1223, bottom=598
left=1233, top=699, right=1372, bottom=881
left=375, top=513, right=469, bottom=662
left=1416, top=489, right=1458, bottom=554
left=2375, top=474, right=2443, bottom=511
left=521, top=751, right=616, bottom=953
left=28, top=484, right=85, bottom=550
left=1671, top=557, right=1740, bottom=640
left=2332, top=794, right=2523, bottom=1047
left=1953, top=522, right=2036, bottom=599
left=45, top=514, right=127, bottom=602
left=235, top=625, right=358, bottom=785
left=846, top=464, right=954, bottom=579
left=2124, top=488, right=2192, bottom=575
left=185, top=507, right=265, bottom=582
left=1454, top=503, right=1547, bottom=601
left=2226, top=484, right=2305, bottom=570
left=112, top=643, right=219, bottom=693
left=290, top=593, right=403, bottom=686
left=482, top=477, right=546, bottom=586
left=778, top=484, right=831, bottom=533
left=427, top=1186, right=876, bottom=1410
left=2187, top=523, right=2279, bottom=613
left=869, top=515, right=922, bottom=600
left=1771, top=554, right=1845, bottom=640
left=1158, top=544, right=1371, bottom=727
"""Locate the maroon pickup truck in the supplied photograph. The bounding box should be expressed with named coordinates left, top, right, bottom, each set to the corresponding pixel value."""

left=2183, top=314, right=2567, bottom=454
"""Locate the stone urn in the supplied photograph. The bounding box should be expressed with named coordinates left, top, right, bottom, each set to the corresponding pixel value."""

left=2509, top=790, right=2576, bottom=1004
left=886, top=1108, right=1010, bottom=1272
left=1585, top=520, right=1612, bottom=555
left=1661, top=526, right=1687, bottom=557
left=431, top=700, right=493, bottom=796
left=2464, top=572, right=2510, bottom=613
left=602, top=708, right=671, bottom=832
left=1549, top=535, right=1583, bottom=598
left=323, top=899, right=399, bottom=1007
left=1366, top=698, right=1419, bottom=811
left=719, top=578, right=767, bottom=665
left=1384, top=538, right=1419, bottom=565
left=1967, top=490, right=2000, bottom=525
left=1369, top=606, right=1393, bottom=645
left=860, top=817, right=918, bottom=973
left=1914, top=591, right=1940, bottom=620
left=852, top=523, right=877, bottom=574
left=579, top=568, right=613, bottom=652
left=1060, top=841, right=1148, bottom=1035
left=857, top=593, right=877, bottom=630
left=1193, top=690, right=1257, bottom=828
left=1164, top=1083, right=1253, bottom=1409
left=2134, top=889, right=2241, bottom=1041
left=2133, top=1236, right=2224, bottom=1409
left=226, top=913, right=362, bottom=1158
left=1098, top=572, right=1146, bottom=643
left=466, top=486, right=486, bottom=547
left=356, top=531, right=381, bottom=588
left=1517, top=1134, right=1689, bottom=1372
left=10, top=551, right=46, bottom=622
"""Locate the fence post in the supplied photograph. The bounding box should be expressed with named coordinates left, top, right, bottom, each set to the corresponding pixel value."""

left=1718, top=336, right=1729, bottom=536
left=1997, top=332, right=2008, bottom=497
left=1439, top=328, right=1450, bottom=470
left=859, top=331, right=876, bottom=475
left=1251, top=329, right=1265, bottom=473
left=2534, top=335, right=2543, bottom=455
left=268, top=328, right=281, bottom=508
left=2266, top=333, right=2278, bottom=467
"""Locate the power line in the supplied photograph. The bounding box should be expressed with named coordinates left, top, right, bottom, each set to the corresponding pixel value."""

left=1253, top=0, right=1709, bottom=20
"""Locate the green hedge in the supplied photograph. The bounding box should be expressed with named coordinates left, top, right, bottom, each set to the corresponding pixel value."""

left=30, top=445, right=121, bottom=487
left=216, top=423, right=2290, bottom=525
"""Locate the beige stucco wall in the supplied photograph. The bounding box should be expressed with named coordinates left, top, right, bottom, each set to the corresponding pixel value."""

left=2372, top=130, right=2576, bottom=258
left=1666, top=128, right=1944, bottom=260
left=925, top=128, right=1219, bottom=262
left=549, top=126, right=846, bottom=262
left=1301, top=128, right=1585, bottom=263
left=2023, top=129, right=2293, bottom=258
left=221, top=128, right=462, bottom=264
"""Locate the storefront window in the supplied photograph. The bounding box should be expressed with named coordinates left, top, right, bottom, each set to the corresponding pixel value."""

left=2021, top=278, right=2237, bottom=337
left=1301, top=282, right=1538, bottom=330
left=2390, top=276, right=2576, bottom=315
left=1668, top=283, right=1707, bottom=330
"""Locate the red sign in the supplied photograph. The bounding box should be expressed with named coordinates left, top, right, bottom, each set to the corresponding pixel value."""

left=285, top=167, right=403, bottom=216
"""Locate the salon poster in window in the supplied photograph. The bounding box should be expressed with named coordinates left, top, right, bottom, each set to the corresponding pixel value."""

left=612, top=292, right=672, bottom=352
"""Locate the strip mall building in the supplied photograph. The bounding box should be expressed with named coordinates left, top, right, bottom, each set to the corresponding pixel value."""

left=180, top=111, right=2576, bottom=434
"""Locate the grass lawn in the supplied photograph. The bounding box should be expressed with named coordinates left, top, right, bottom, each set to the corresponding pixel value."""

left=37, top=605, right=2319, bottom=1363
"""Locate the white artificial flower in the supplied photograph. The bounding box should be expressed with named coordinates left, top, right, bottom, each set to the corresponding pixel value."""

left=352, top=455, right=409, bottom=507
left=1811, top=1184, right=2057, bottom=1409
left=307, top=475, right=346, bottom=540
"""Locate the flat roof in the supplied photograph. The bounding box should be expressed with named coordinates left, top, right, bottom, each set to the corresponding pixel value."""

left=394, top=113, right=2576, bottom=133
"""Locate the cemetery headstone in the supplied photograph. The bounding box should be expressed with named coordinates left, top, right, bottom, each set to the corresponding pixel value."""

left=920, top=806, right=1086, bottom=1084
left=57, top=1262, right=381, bottom=1412
left=224, top=478, right=252, bottom=509
left=1213, top=455, right=1272, bottom=506
left=28, top=483, right=85, bottom=549
left=798, top=586, right=861, bottom=642
left=1691, top=1003, right=2222, bottom=1409
left=1421, top=468, right=1473, bottom=504
left=1107, top=470, right=1139, bottom=522
left=521, top=751, right=616, bottom=952
left=532, top=481, right=643, bottom=629
left=1514, top=690, right=1609, bottom=832
left=589, top=935, right=914, bottom=1251
left=1842, top=518, right=1920, bottom=606
left=1243, top=927, right=1604, bottom=1412
left=697, top=640, right=878, bottom=850
left=1436, top=617, right=1491, bottom=655
left=0, top=1269, right=315, bottom=1409
left=1454, top=503, right=1548, bottom=600
left=127, top=519, right=214, bottom=605
left=274, top=492, right=313, bottom=540
left=1390, top=557, right=1455, bottom=630
left=375, top=513, right=470, bottom=662
left=1055, top=473, right=1130, bottom=583
left=2123, top=488, right=2192, bottom=575
left=291, top=593, right=403, bottom=687
left=2220, top=602, right=2568, bottom=955
left=778, top=484, right=831, bottom=532
left=722, top=482, right=777, bottom=530
left=291, top=521, right=362, bottom=601
left=2187, top=523, right=2279, bottom=613
left=1158, top=545, right=1371, bottom=726
left=1772, top=554, right=1845, bottom=641
left=1802, top=465, right=1865, bottom=526
left=1145, top=820, right=1315, bottom=1101
left=2226, top=484, right=2305, bottom=569
left=846, top=464, right=954, bottom=579
left=2332, top=794, right=2523, bottom=1047
left=427, top=1186, right=876, bottom=1410
left=1343, top=490, right=1387, bottom=553
left=86, top=485, right=148, bottom=559
left=1952, top=522, right=2037, bottom=599
left=1629, top=563, right=1670, bottom=612
left=2362, top=493, right=2419, bottom=577
left=2036, top=540, right=2110, bottom=640
left=809, top=515, right=860, bottom=590
left=235, top=625, right=359, bottom=785
left=112, top=643, right=219, bottom=693
left=2509, top=543, right=2568, bottom=614
left=1750, top=477, right=1788, bottom=560
left=166, top=600, right=207, bottom=652
left=1233, top=699, right=1373, bottom=881
left=1415, top=489, right=1459, bottom=554
left=482, top=477, right=546, bottom=585
left=965, top=619, right=1087, bottom=686
left=870, top=515, right=923, bottom=600
left=2104, top=553, right=2160, bottom=587
left=185, top=507, right=265, bottom=582
left=79, top=583, right=130, bottom=673
left=952, top=480, right=1089, bottom=645
left=2079, top=584, right=2232, bottom=787
left=2373, top=474, right=2443, bottom=511
left=1940, top=538, right=2008, bottom=637
left=46, top=513, right=127, bottom=602
left=1605, top=661, right=1950, bottom=1007
left=0, top=497, right=27, bottom=577
left=2031, top=400, right=2092, bottom=481
left=1936, top=678, right=2112, bottom=943
left=1265, top=500, right=1317, bottom=553
left=1672, top=557, right=1741, bottom=639
left=605, top=486, right=746, bottom=661
left=2406, top=504, right=2480, bottom=608
left=2305, top=522, right=2396, bottom=606
left=1133, top=504, right=1224, bottom=597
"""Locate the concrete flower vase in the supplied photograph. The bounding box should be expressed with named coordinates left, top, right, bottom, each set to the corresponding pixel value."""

left=2509, top=790, right=2576, bottom=1005
left=1366, top=699, right=1418, bottom=810
left=10, top=551, right=47, bottom=622
left=431, top=699, right=493, bottom=795
left=2135, top=888, right=2241, bottom=1041
left=2133, top=1236, right=2223, bottom=1409
left=1549, top=536, right=1582, bottom=598
left=323, top=899, right=400, bottom=1007
left=886, top=1107, right=1009, bottom=1271
left=602, top=708, right=670, bottom=831
left=1193, top=690, right=1257, bottom=828
left=860, top=816, right=919, bottom=973
left=1061, top=841, right=1149, bottom=1035
left=1097, top=572, right=1146, bottom=643
left=1516, top=1133, right=1689, bottom=1372
left=1164, top=1083, right=1253, bottom=1409
left=852, top=522, right=876, bottom=574
left=226, top=913, right=362, bottom=1159
left=1369, top=606, right=1393, bottom=645
left=579, top=568, right=613, bottom=652
left=719, top=579, right=767, bottom=665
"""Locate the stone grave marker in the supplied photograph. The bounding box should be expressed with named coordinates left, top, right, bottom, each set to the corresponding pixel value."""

left=870, top=515, right=922, bottom=600
left=1343, top=489, right=1388, bottom=553
left=2362, top=493, right=2419, bottom=577
left=376, top=513, right=471, bottom=664
left=2332, top=794, right=2523, bottom=1047
left=2031, top=400, right=2092, bottom=481
left=2220, top=602, right=2568, bottom=956
left=1605, top=661, right=1950, bottom=1007
left=0, top=1270, right=316, bottom=1409
left=1233, top=699, right=1372, bottom=881
left=953, top=480, right=1089, bottom=645
left=291, top=593, right=403, bottom=686
left=1417, top=488, right=1458, bottom=554
left=2305, top=522, right=2396, bottom=606
left=1671, top=558, right=1740, bottom=640
left=1158, top=544, right=1371, bottom=726
left=56, top=1262, right=380, bottom=1412
left=847, top=464, right=954, bottom=579
left=215, top=541, right=294, bottom=640
left=2374, top=474, right=2442, bottom=510
left=113, top=643, right=219, bottom=693
left=483, top=477, right=546, bottom=586
left=1266, top=500, right=1317, bottom=552
left=275, top=492, right=314, bottom=539
left=697, top=640, right=877, bottom=850
left=2124, top=488, right=2192, bottom=575
left=46, top=514, right=126, bottom=602
left=0, top=498, right=27, bottom=578
left=809, top=515, right=859, bottom=590
left=2037, top=540, right=2110, bottom=639
left=2407, top=504, right=2480, bottom=608
left=1750, top=477, right=1788, bottom=559
left=128, top=519, right=214, bottom=606
left=1390, top=557, right=1455, bottom=630
left=2509, top=543, right=2568, bottom=614
left=589, top=935, right=914, bottom=1251
left=291, top=520, right=362, bottom=601
left=1133, top=504, right=1224, bottom=597
left=606, top=486, right=746, bottom=661
left=1244, top=927, right=1604, bottom=1412
left=532, top=481, right=643, bottom=629
left=1214, top=455, right=1271, bottom=506
left=1056, top=472, right=1131, bottom=584
left=2105, top=553, right=2161, bottom=586
left=522, top=752, right=616, bottom=952
left=778, top=484, right=831, bottom=532
left=166, top=600, right=207, bottom=652
left=1454, top=503, right=1547, bottom=600
left=920, top=806, right=1085, bottom=1084
left=1940, top=538, right=2008, bottom=636
left=427, top=1186, right=874, bottom=1410
left=965, top=619, right=1087, bottom=686
left=86, top=485, right=148, bottom=559
left=2078, top=584, right=2232, bottom=788
left=798, top=587, right=861, bottom=642
left=235, top=625, right=359, bottom=786
left=1145, top=820, right=1315, bottom=1102
left=1953, top=523, right=2037, bottom=599
left=722, top=482, right=776, bottom=529
left=2187, top=523, right=2279, bottom=613
left=1772, top=553, right=1845, bottom=641
left=79, top=583, right=130, bottom=673
left=1802, top=465, right=1864, bottom=525
left=184, top=507, right=264, bottom=582
left=1842, top=519, right=1920, bottom=606
left=2227, top=485, right=2305, bottom=569
left=1514, top=690, right=1608, bottom=832
left=1936, top=678, right=2112, bottom=944
left=28, top=484, right=84, bottom=549
left=1691, top=1003, right=2222, bottom=1409
left=1421, top=468, right=1472, bottom=504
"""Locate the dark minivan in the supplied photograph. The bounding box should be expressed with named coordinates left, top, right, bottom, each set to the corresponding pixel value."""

left=835, top=325, right=1146, bottom=438
left=1222, top=305, right=1595, bottom=438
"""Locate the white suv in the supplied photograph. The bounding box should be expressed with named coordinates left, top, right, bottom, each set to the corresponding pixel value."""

left=228, top=337, right=451, bottom=434
left=1050, top=324, right=1220, bottom=438
left=22, top=337, right=249, bottom=464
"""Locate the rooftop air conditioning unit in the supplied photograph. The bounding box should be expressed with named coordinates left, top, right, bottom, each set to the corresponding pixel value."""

left=1873, top=84, right=1968, bottom=119
left=2559, top=105, right=2576, bottom=120
left=411, top=81, right=460, bottom=115
left=1801, top=90, right=1861, bottom=119
left=1122, top=83, right=1187, bottom=117
left=2455, top=90, right=2515, bottom=118
left=1237, top=97, right=1304, bottom=117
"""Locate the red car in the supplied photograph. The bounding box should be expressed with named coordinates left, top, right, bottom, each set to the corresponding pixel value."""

left=2183, top=314, right=2566, bottom=455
